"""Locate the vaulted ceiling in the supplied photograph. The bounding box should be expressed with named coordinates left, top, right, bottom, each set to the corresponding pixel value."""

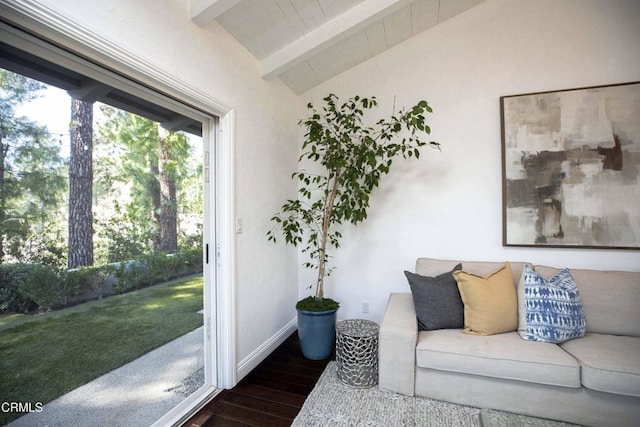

left=190, top=0, right=486, bottom=94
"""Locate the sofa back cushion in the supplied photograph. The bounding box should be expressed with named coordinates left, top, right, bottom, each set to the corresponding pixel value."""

left=416, top=258, right=525, bottom=286
left=535, top=266, right=640, bottom=337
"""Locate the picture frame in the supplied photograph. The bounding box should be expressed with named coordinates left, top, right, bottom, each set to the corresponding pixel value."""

left=500, top=81, right=640, bottom=249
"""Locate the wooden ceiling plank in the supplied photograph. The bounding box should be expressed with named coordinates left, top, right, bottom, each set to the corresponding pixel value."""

left=364, top=21, right=388, bottom=58
left=290, top=0, right=327, bottom=31
left=190, top=0, right=243, bottom=26
left=410, top=0, right=440, bottom=34
left=438, top=0, right=485, bottom=22
left=317, top=0, right=366, bottom=20
left=381, top=5, right=412, bottom=48
left=260, top=0, right=413, bottom=79
left=279, top=60, right=318, bottom=94
left=275, top=0, right=308, bottom=36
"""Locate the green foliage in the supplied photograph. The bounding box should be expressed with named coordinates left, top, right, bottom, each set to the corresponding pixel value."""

left=97, top=201, right=156, bottom=263
left=160, top=128, right=191, bottom=183
left=0, top=70, right=46, bottom=105
left=0, top=263, right=39, bottom=313
left=0, top=70, right=66, bottom=264
left=179, top=225, right=203, bottom=250
left=12, top=129, right=66, bottom=217
left=112, top=260, right=148, bottom=294
left=142, top=249, right=203, bottom=282
left=97, top=106, right=194, bottom=254
left=268, top=94, right=438, bottom=302
left=177, top=247, right=203, bottom=274
left=16, top=264, right=64, bottom=311
left=0, top=247, right=202, bottom=314
left=144, top=251, right=179, bottom=282
left=65, top=265, right=115, bottom=300
left=9, top=226, right=67, bottom=268
left=2, top=71, right=203, bottom=266
left=1, top=263, right=74, bottom=313
left=111, top=249, right=203, bottom=294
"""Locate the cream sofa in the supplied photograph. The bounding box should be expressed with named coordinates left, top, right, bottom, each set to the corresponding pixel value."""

left=379, top=258, right=640, bottom=427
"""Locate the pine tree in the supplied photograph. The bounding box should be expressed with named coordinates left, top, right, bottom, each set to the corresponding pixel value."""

left=68, top=98, right=94, bottom=268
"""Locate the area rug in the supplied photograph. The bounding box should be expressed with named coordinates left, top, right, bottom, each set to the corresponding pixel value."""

left=292, top=362, right=579, bottom=427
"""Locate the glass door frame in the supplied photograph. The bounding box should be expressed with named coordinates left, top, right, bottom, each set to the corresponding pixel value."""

left=0, top=1, right=238, bottom=424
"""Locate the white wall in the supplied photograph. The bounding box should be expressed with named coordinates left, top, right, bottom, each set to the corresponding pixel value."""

left=302, top=0, right=640, bottom=322
left=27, top=0, right=302, bottom=370
left=16, top=0, right=640, bottom=378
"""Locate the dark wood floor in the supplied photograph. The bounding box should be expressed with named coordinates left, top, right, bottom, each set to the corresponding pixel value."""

left=182, top=332, right=332, bottom=427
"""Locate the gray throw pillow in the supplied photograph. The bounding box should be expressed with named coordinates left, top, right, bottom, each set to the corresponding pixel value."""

left=404, top=263, right=463, bottom=331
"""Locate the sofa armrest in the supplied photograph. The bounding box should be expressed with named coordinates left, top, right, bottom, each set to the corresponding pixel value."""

left=379, top=292, right=418, bottom=396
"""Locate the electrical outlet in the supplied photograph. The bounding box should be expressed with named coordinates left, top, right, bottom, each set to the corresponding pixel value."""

left=361, top=301, right=370, bottom=314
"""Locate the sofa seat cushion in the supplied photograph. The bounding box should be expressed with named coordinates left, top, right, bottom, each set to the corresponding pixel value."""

left=561, top=333, right=640, bottom=397
left=416, top=329, right=580, bottom=388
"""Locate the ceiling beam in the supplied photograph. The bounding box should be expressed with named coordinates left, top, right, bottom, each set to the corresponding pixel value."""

left=67, top=80, right=111, bottom=103
left=162, top=115, right=195, bottom=132
left=190, top=0, right=242, bottom=26
left=260, top=0, right=412, bottom=80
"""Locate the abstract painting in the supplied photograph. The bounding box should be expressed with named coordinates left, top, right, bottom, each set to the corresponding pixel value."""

left=501, top=82, right=640, bottom=249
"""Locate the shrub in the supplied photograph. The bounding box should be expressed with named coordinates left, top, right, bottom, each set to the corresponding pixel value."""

left=66, top=265, right=115, bottom=300
left=17, top=264, right=64, bottom=312
left=148, top=249, right=203, bottom=280
left=143, top=251, right=177, bottom=283
left=0, top=248, right=203, bottom=313
left=21, top=230, right=68, bottom=268
left=98, top=202, right=155, bottom=263
left=0, top=264, right=39, bottom=313
left=178, top=247, right=203, bottom=274
left=112, top=260, right=148, bottom=294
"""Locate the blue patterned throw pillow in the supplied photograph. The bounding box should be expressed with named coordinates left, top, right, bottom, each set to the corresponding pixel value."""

left=520, top=265, right=586, bottom=344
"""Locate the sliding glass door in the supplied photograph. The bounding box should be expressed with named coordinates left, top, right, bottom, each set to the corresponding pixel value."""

left=0, top=18, right=221, bottom=426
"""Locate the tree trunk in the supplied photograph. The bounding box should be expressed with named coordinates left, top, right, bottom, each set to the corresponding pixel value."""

left=316, top=171, right=341, bottom=299
left=0, top=139, right=6, bottom=263
left=68, top=98, right=94, bottom=268
left=149, top=161, right=161, bottom=250
left=157, top=125, right=178, bottom=253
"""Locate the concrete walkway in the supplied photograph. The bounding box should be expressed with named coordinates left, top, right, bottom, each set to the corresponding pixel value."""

left=9, top=327, right=204, bottom=427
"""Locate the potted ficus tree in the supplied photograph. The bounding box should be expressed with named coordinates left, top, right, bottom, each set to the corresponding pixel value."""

left=267, top=94, right=438, bottom=359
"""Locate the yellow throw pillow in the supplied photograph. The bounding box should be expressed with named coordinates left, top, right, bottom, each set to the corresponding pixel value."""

left=453, top=262, right=518, bottom=335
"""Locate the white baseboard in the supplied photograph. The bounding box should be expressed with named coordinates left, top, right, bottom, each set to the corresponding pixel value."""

left=236, top=317, right=297, bottom=382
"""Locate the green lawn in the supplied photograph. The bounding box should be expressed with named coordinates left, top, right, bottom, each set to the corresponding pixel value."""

left=0, top=275, right=203, bottom=425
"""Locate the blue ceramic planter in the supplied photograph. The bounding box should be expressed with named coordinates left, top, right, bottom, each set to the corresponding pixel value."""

left=297, top=308, right=338, bottom=360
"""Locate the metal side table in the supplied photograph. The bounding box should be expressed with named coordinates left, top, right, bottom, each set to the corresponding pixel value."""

left=335, top=319, right=379, bottom=388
